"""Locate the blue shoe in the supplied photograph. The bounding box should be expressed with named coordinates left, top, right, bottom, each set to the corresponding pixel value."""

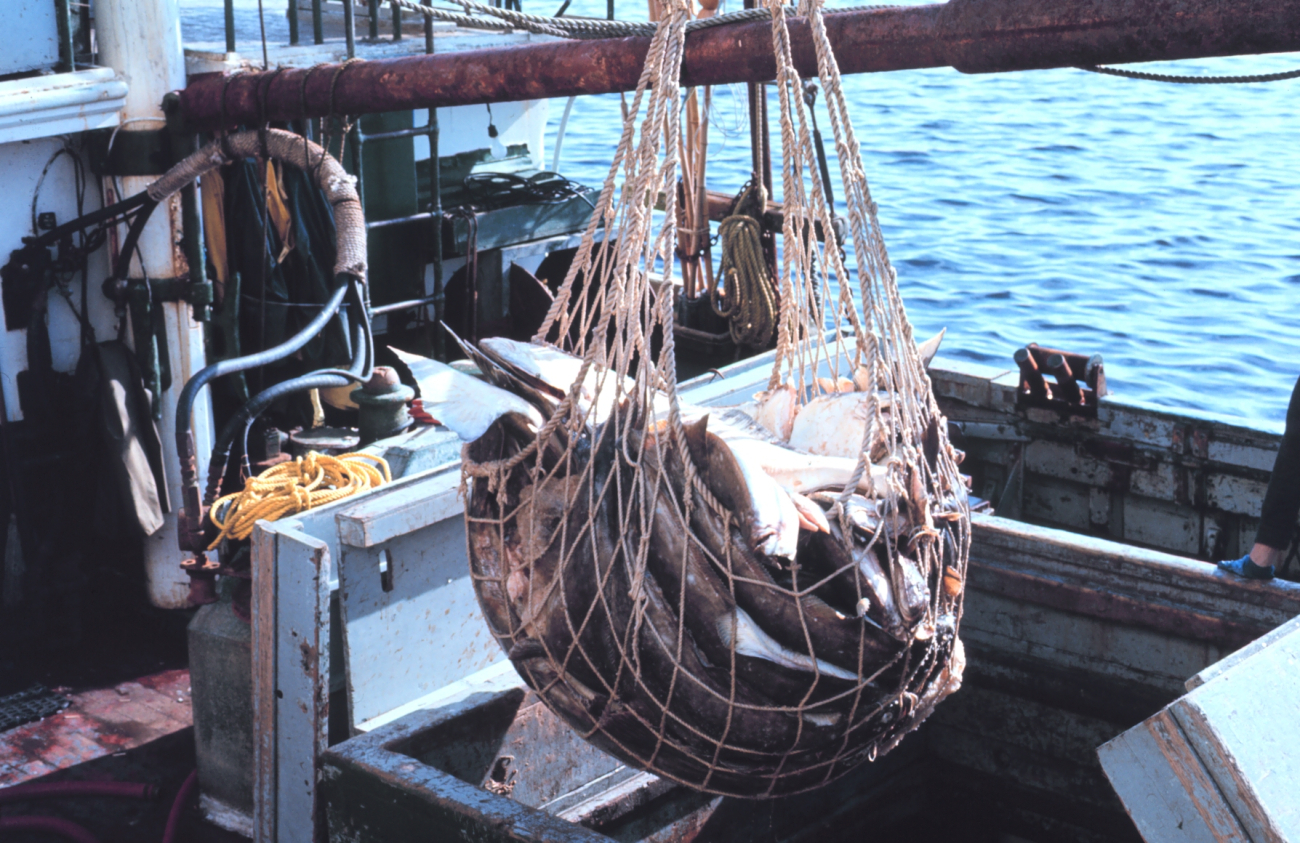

left=1217, top=554, right=1275, bottom=580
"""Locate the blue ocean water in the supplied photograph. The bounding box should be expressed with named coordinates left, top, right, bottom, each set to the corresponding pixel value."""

left=188, top=1, right=1300, bottom=426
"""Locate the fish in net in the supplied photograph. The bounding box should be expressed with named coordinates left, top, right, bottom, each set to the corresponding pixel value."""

left=427, top=0, right=970, bottom=798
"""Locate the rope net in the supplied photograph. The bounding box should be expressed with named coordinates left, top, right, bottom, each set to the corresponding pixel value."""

left=463, top=0, right=969, bottom=798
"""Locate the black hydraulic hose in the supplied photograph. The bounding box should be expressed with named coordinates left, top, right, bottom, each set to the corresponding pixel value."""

left=203, top=279, right=373, bottom=506
left=26, top=191, right=151, bottom=250
left=175, top=278, right=351, bottom=439
left=109, top=198, right=161, bottom=283
left=235, top=301, right=373, bottom=465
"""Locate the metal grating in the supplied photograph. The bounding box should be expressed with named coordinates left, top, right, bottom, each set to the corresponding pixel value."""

left=0, top=684, right=71, bottom=733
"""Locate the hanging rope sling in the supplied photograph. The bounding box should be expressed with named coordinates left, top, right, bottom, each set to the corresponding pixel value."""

left=453, top=0, right=969, bottom=799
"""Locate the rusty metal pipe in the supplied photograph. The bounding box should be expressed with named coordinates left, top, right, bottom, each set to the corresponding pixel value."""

left=179, top=0, right=1300, bottom=130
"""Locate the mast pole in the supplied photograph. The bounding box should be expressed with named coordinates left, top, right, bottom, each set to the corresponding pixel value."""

left=97, top=0, right=213, bottom=610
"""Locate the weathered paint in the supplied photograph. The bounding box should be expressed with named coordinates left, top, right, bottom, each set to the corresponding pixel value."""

left=252, top=521, right=332, bottom=843
left=97, top=0, right=215, bottom=609
left=0, top=68, right=126, bottom=145
left=1101, top=621, right=1300, bottom=841
left=178, top=0, right=1300, bottom=130
left=240, top=341, right=1300, bottom=841
left=1098, top=710, right=1247, bottom=842
left=0, top=670, right=192, bottom=787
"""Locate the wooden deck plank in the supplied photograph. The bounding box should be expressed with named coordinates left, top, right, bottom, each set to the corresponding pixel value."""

left=0, top=669, right=193, bottom=787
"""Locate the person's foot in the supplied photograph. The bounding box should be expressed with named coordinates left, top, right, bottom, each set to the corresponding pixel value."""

left=1218, top=554, right=1275, bottom=580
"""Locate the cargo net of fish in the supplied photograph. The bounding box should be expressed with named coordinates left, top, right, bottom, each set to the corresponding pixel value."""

left=461, top=0, right=969, bottom=799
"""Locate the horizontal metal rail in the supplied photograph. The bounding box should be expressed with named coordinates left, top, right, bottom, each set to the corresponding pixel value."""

left=180, top=0, right=1300, bottom=130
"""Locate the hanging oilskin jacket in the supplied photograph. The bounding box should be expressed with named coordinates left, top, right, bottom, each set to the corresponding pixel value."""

left=74, top=341, right=170, bottom=539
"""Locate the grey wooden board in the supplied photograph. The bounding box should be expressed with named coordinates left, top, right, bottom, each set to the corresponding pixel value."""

left=1099, top=618, right=1300, bottom=842
left=1186, top=613, right=1300, bottom=692
left=335, top=462, right=463, bottom=549
left=1173, top=622, right=1300, bottom=841
left=1098, top=709, right=1247, bottom=843
left=334, top=464, right=503, bottom=729
left=969, top=515, right=1300, bottom=642
left=359, top=425, right=463, bottom=481
left=252, top=520, right=332, bottom=843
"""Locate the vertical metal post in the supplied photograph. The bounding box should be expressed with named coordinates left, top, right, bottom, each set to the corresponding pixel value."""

left=742, top=0, right=771, bottom=195
left=78, top=1, right=92, bottom=63
left=225, top=0, right=236, bottom=53
left=424, top=0, right=444, bottom=359
left=393, top=0, right=403, bottom=39
left=312, top=0, right=324, bottom=44
left=97, top=0, right=213, bottom=610
left=369, top=0, right=380, bottom=39
left=344, top=0, right=356, bottom=56
left=288, top=0, right=299, bottom=45
left=607, top=0, right=614, bottom=19
left=171, top=120, right=213, bottom=325
left=54, top=0, right=75, bottom=72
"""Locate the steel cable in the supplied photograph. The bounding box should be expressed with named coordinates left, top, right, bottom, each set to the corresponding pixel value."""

left=390, top=0, right=902, bottom=39
left=1078, top=64, right=1300, bottom=84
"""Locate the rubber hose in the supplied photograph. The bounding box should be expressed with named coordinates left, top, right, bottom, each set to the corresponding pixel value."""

left=145, top=130, right=369, bottom=517
left=28, top=191, right=151, bottom=251
left=0, top=780, right=157, bottom=805
left=0, top=816, right=100, bottom=843
left=108, top=198, right=161, bottom=285
left=160, top=770, right=197, bottom=843
left=203, top=282, right=372, bottom=505
left=175, top=279, right=351, bottom=437
left=235, top=305, right=372, bottom=467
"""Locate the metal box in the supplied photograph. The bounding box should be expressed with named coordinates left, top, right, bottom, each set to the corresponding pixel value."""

left=320, top=682, right=928, bottom=842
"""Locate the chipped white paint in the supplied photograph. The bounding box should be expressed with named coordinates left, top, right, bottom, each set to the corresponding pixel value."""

left=1100, top=620, right=1300, bottom=841
left=0, top=68, right=127, bottom=145
left=96, top=0, right=213, bottom=608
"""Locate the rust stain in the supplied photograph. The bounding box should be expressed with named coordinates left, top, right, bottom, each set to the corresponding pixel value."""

left=0, top=670, right=193, bottom=787
left=180, top=0, right=1300, bottom=128
left=301, top=639, right=320, bottom=679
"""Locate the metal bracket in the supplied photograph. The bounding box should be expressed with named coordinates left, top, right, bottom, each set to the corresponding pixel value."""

left=103, top=274, right=213, bottom=321
left=1014, top=343, right=1106, bottom=418
left=85, top=128, right=178, bottom=177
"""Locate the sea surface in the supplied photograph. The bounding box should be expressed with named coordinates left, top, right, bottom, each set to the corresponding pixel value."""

left=186, top=1, right=1300, bottom=427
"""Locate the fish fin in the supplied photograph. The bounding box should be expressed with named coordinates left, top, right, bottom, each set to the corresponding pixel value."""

left=412, top=351, right=543, bottom=442
left=441, top=322, right=504, bottom=381
left=790, top=492, right=831, bottom=533
left=916, top=327, right=945, bottom=369
left=720, top=607, right=858, bottom=681
left=923, top=416, right=941, bottom=473
left=479, top=336, right=568, bottom=399
left=507, top=637, right=547, bottom=661
left=684, top=413, right=710, bottom=467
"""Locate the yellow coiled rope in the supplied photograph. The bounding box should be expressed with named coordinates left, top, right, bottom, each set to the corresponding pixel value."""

left=207, top=451, right=391, bottom=548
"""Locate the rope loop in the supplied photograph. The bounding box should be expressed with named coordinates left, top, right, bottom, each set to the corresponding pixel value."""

left=207, top=451, right=390, bottom=548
